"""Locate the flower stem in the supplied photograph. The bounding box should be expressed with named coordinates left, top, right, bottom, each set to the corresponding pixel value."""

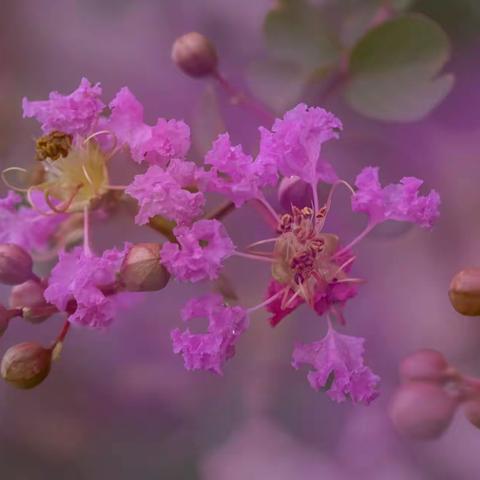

left=334, top=222, right=377, bottom=257
left=247, top=288, right=286, bottom=314
left=205, top=200, right=236, bottom=221
left=83, top=205, right=93, bottom=256
left=233, top=251, right=274, bottom=263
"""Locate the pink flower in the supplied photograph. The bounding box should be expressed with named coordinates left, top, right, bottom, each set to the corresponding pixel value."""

left=125, top=159, right=205, bottom=225
left=44, top=246, right=127, bottom=328
left=198, top=133, right=277, bottom=207
left=258, top=103, right=342, bottom=184
left=161, top=219, right=234, bottom=282
left=171, top=294, right=249, bottom=374
left=292, top=326, right=380, bottom=404
left=351, top=167, right=440, bottom=228
left=22, top=77, right=104, bottom=136
left=265, top=280, right=304, bottom=327
left=107, top=87, right=190, bottom=165
left=0, top=191, right=65, bottom=252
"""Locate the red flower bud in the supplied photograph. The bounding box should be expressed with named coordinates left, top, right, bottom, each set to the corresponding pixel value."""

left=119, top=243, right=170, bottom=292
left=399, top=349, right=449, bottom=383
left=1, top=342, right=52, bottom=389
left=389, top=383, right=457, bottom=440
left=171, top=32, right=218, bottom=78
left=449, top=268, right=480, bottom=316
left=0, top=244, right=34, bottom=285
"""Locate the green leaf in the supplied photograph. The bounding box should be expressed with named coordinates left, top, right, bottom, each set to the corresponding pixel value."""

left=245, top=59, right=307, bottom=114
left=345, top=14, right=453, bottom=122
left=264, top=0, right=341, bottom=71
left=191, top=85, right=225, bottom=156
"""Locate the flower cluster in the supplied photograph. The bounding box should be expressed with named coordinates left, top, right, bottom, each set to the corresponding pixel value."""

left=0, top=78, right=440, bottom=403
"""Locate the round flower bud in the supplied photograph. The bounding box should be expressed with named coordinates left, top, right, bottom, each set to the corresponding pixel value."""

left=0, top=244, right=34, bottom=285
left=389, top=383, right=457, bottom=440
left=119, top=243, right=170, bottom=292
left=1, top=342, right=52, bottom=389
left=171, top=32, right=218, bottom=78
left=399, top=349, right=449, bottom=383
left=10, top=280, right=51, bottom=324
left=277, top=176, right=313, bottom=210
left=463, top=400, right=480, bottom=429
left=0, top=305, right=10, bottom=337
left=449, top=268, right=480, bottom=316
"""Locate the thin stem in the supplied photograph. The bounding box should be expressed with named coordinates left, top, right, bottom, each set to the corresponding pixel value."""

left=55, top=320, right=71, bottom=345
left=247, top=288, right=286, bottom=314
left=250, top=195, right=279, bottom=229
left=311, top=182, right=319, bottom=212
left=233, top=251, right=274, bottom=263
left=83, top=205, right=93, bottom=256
left=205, top=200, right=236, bottom=221
left=213, top=70, right=275, bottom=125
left=334, top=222, right=377, bottom=257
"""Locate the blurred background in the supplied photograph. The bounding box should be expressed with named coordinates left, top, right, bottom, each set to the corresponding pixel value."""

left=1, top=0, right=480, bottom=478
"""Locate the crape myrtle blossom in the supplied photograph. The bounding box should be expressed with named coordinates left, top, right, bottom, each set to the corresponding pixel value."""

left=0, top=77, right=441, bottom=402
left=156, top=101, right=439, bottom=405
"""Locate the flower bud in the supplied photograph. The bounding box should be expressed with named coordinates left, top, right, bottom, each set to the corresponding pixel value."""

left=1, top=342, right=52, bottom=389
left=278, top=176, right=313, bottom=210
left=449, top=268, right=480, bottom=316
left=10, top=280, right=51, bottom=324
left=171, top=32, right=218, bottom=78
left=463, top=400, right=480, bottom=429
left=119, top=243, right=170, bottom=292
left=399, top=349, right=449, bottom=383
left=0, top=305, right=10, bottom=337
left=389, top=383, right=457, bottom=440
left=0, top=244, right=34, bottom=285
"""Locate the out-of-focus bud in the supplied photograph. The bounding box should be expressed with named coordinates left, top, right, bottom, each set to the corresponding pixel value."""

left=119, top=243, right=170, bottom=292
left=278, top=176, right=313, bottom=210
left=449, top=268, right=480, bottom=316
left=171, top=32, right=218, bottom=78
left=1, top=342, right=52, bottom=389
left=0, top=305, right=10, bottom=337
left=399, top=349, right=449, bottom=383
left=389, top=383, right=457, bottom=440
left=0, top=244, right=34, bottom=285
left=463, top=400, right=480, bottom=429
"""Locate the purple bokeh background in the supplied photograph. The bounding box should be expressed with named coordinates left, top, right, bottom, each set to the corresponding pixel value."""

left=1, top=1, right=480, bottom=478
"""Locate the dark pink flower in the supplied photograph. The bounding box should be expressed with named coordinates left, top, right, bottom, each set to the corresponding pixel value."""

left=171, top=294, right=248, bottom=374
left=22, top=77, right=104, bottom=136
left=351, top=166, right=440, bottom=228
left=44, top=246, right=127, bottom=328
left=198, top=133, right=277, bottom=206
left=161, top=219, right=234, bottom=282
left=292, top=326, right=379, bottom=404
left=126, top=159, right=205, bottom=225
left=258, top=103, right=342, bottom=184
left=107, top=87, right=190, bottom=165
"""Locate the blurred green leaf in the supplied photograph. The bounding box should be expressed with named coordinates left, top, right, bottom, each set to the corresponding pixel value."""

left=191, top=85, right=225, bottom=156
left=345, top=14, right=453, bottom=122
left=246, top=59, right=307, bottom=114
left=264, top=0, right=341, bottom=71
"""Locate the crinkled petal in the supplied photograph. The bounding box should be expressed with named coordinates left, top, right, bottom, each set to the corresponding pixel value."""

left=22, top=77, right=104, bottom=136
left=107, top=87, right=190, bottom=165
left=161, top=219, right=234, bottom=282
left=351, top=167, right=440, bottom=228
left=126, top=161, right=205, bottom=225
left=171, top=293, right=249, bottom=374
left=258, top=103, right=342, bottom=183
left=44, top=245, right=128, bottom=328
left=292, top=327, right=380, bottom=405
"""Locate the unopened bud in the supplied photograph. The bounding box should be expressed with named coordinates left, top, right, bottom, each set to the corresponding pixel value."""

left=389, top=383, right=457, bottom=440
left=399, top=349, right=449, bottom=383
left=278, top=176, right=313, bottom=210
left=10, top=280, right=52, bottom=323
left=463, top=400, right=480, bottom=429
left=171, top=32, right=218, bottom=78
left=1, top=342, right=52, bottom=389
left=0, top=244, right=35, bottom=285
left=120, top=243, right=170, bottom=292
left=449, top=268, right=480, bottom=316
left=0, top=305, right=10, bottom=337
